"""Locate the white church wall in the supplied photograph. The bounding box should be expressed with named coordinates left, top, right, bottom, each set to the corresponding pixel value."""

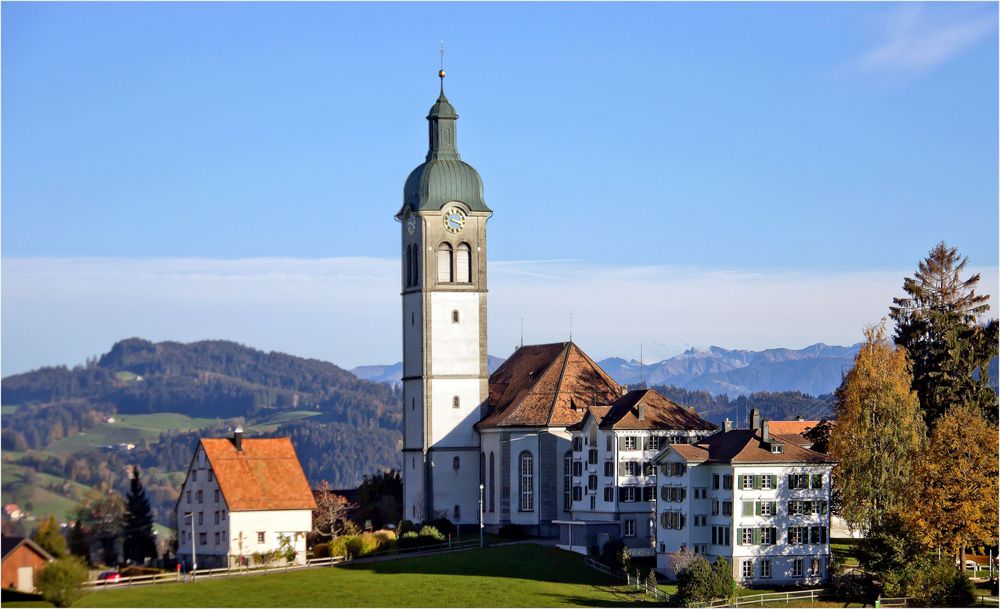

left=429, top=292, right=481, bottom=376
left=429, top=378, right=481, bottom=447
left=509, top=433, right=540, bottom=526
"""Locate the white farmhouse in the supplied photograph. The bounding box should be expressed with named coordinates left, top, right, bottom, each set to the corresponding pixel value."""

left=176, top=429, right=316, bottom=570
left=653, top=409, right=836, bottom=585
left=556, top=389, right=716, bottom=556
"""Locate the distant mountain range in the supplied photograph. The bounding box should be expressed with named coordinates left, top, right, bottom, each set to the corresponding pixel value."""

left=351, top=343, right=862, bottom=397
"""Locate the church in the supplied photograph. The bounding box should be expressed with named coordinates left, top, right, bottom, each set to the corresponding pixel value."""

left=395, top=71, right=712, bottom=538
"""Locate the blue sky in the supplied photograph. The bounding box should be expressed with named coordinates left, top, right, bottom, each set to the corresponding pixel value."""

left=2, top=2, right=998, bottom=374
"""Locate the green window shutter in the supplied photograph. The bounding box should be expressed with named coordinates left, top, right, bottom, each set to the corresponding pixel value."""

left=754, top=501, right=760, bottom=516
left=736, top=528, right=742, bottom=545
left=753, top=475, right=761, bottom=489
left=737, top=475, right=743, bottom=490
left=742, top=501, right=752, bottom=516
left=770, top=475, right=777, bottom=488
left=771, top=501, right=777, bottom=515
left=753, top=528, right=761, bottom=545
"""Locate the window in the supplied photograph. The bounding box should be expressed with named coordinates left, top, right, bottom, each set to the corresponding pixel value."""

left=761, top=560, right=772, bottom=579
left=604, top=487, right=614, bottom=501
left=573, top=486, right=583, bottom=502
left=572, top=461, right=583, bottom=477
left=713, top=474, right=720, bottom=489
left=621, top=486, right=639, bottom=502
left=411, top=245, right=419, bottom=286
left=214, top=489, right=220, bottom=503
left=811, top=473, right=824, bottom=489
left=711, top=500, right=719, bottom=515
left=644, top=462, right=656, bottom=476
left=761, top=527, right=775, bottom=544
left=215, top=532, right=220, bottom=545
left=793, top=558, right=803, bottom=577
left=489, top=452, right=496, bottom=513
left=456, top=243, right=471, bottom=283
left=606, top=435, right=612, bottom=451
left=192, top=470, right=197, bottom=482
left=623, top=436, right=637, bottom=451
left=810, top=559, right=820, bottom=577
left=648, top=436, right=661, bottom=451
left=221, top=510, right=226, bottom=521
left=742, top=560, right=754, bottom=579
left=453, top=456, right=460, bottom=470
left=588, top=474, right=597, bottom=490
left=198, top=512, right=204, bottom=526
left=588, top=448, right=598, bottom=464
left=452, top=396, right=460, bottom=409
left=208, top=470, right=214, bottom=482
left=624, top=519, right=636, bottom=537
left=573, top=436, right=583, bottom=452
left=454, top=504, right=461, bottom=520
left=788, top=474, right=809, bottom=489
left=723, top=475, right=733, bottom=490
left=760, top=501, right=774, bottom=516
left=411, top=397, right=415, bottom=411
left=214, top=511, right=220, bottom=525
left=563, top=452, right=572, bottom=510
left=519, top=452, right=534, bottom=511
left=788, top=500, right=799, bottom=516
left=771, top=444, right=784, bottom=454
left=810, top=526, right=827, bottom=544
left=621, top=461, right=640, bottom=476
left=452, top=310, right=460, bottom=323
left=789, top=526, right=806, bottom=545
left=604, top=461, right=614, bottom=477
left=186, top=491, right=191, bottom=503
left=197, top=490, right=203, bottom=504
left=406, top=245, right=413, bottom=287
left=723, top=501, right=733, bottom=516
left=257, top=532, right=265, bottom=544
left=741, top=528, right=754, bottom=545
left=437, top=243, right=453, bottom=283
left=199, top=532, right=207, bottom=546
left=761, top=475, right=774, bottom=490
left=742, top=501, right=754, bottom=516
left=740, top=474, right=753, bottom=489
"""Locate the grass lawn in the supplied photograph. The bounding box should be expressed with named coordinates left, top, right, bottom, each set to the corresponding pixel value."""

left=46, top=413, right=222, bottom=456
left=68, top=544, right=654, bottom=608
left=831, top=537, right=861, bottom=568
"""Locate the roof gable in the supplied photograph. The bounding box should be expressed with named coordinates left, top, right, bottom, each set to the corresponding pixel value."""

left=200, top=437, right=317, bottom=512
left=478, top=342, right=623, bottom=429
left=661, top=429, right=836, bottom=465
left=599, top=389, right=718, bottom=431
left=2, top=536, right=53, bottom=561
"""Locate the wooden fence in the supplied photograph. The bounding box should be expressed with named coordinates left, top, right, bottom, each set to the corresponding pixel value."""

left=83, top=538, right=483, bottom=592
left=705, top=588, right=828, bottom=607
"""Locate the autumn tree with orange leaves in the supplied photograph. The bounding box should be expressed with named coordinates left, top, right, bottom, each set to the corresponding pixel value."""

left=902, top=403, right=999, bottom=569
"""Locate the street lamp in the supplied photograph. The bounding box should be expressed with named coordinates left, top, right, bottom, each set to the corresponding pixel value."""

left=479, top=484, right=485, bottom=549
left=183, top=512, right=197, bottom=576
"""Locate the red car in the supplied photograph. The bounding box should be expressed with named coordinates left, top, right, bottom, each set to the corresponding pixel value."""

left=96, top=570, right=121, bottom=584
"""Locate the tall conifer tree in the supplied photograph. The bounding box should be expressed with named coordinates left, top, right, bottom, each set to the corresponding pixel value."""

left=122, top=466, right=157, bottom=563
left=889, top=241, right=998, bottom=426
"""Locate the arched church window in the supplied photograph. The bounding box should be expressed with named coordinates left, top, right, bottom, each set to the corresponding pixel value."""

left=456, top=243, right=472, bottom=283
left=519, top=451, right=534, bottom=512
left=453, top=456, right=460, bottom=470
left=489, top=452, right=495, bottom=513
left=452, top=396, right=460, bottom=409
left=452, top=310, right=459, bottom=323
left=437, top=243, right=453, bottom=283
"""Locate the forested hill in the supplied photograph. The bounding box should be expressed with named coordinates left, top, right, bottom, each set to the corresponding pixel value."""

left=2, top=338, right=404, bottom=488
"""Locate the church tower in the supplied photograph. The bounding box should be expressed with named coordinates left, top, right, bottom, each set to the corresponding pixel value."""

left=396, top=71, right=491, bottom=525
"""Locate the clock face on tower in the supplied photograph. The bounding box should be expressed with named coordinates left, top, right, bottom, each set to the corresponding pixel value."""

left=443, top=208, right=466, bottom=233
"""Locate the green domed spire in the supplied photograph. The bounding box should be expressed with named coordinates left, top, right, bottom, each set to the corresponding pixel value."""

left=398, top=71, right=490, bottom=215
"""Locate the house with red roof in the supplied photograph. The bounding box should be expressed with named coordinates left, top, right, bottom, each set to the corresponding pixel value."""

left=175, top=429, right=316, bottom=570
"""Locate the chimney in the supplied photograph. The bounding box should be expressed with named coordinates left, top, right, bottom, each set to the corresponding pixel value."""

left=233, top=426, right=244, bottom=452
left=723, top=418, right=732, bottom=433
left=750, top=408, right=761, bottom=430
left=637, top=405, right=645, bottom=421
left=762, top=420, right=770, bottom=443
left=795, top=415, right=803, bottom=421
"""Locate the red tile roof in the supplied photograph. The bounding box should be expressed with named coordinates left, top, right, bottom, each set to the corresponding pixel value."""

left=658, top=429, right=835, bottom=465
left=477, top=342, right=624, bottom=429
left=598, top=389, right=718, bottom=431
left=767, top=421, right=821, bottom=435
left=201, top=437, right=317, bottom=512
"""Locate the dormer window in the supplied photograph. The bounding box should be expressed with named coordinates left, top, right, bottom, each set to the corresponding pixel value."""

left=771, top=443, right=784, bottom=454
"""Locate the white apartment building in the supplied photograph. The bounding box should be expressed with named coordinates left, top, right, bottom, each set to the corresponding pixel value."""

left=652, top=410, right=836, bottom=585
left=176, top=430, right=316, bottom=570
left=555, top=389, right=716, bottom=556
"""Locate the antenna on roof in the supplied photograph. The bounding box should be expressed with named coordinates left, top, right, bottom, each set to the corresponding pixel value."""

left=569, top=313, right=573, bottom=342
left=520, top=318, right=524, bottom=349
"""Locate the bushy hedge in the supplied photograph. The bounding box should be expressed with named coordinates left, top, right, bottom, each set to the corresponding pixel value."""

left=397, top=526, right=447, bottom=550
left=318, top=530, right=399, bottom=559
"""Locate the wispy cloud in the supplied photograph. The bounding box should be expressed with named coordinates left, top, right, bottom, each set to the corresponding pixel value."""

left=2, top=257, right=997, bottom=376
left=852, top=5, right=996, bottom=75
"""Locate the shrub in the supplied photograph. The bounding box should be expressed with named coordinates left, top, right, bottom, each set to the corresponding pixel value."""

left=426, top=517, right=456, bottom=538
left=498, top=523, right=529, bottom=540
left=312, top=542, right=330, bottom=559
left=37, top=556, right=88, bottom=608
left=327, top=536, right=350, bottom=558
left=882, top=556, right=975, bottom=606
left=418, top=525, right=445, bottom=542
left=710, top=557, right=737, bottom=602
left=397, top=531, right=421, bottom=550
left=397, top=520, right=416, bottom=535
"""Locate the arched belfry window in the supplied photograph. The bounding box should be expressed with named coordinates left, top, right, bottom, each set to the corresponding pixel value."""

left=519, top=451, right=534, bottom=512
left=405, top=245, right=413, bottom=287
left=456, top=243, right=472, bottom=283
left=437, top=243, right=453, bottom=283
